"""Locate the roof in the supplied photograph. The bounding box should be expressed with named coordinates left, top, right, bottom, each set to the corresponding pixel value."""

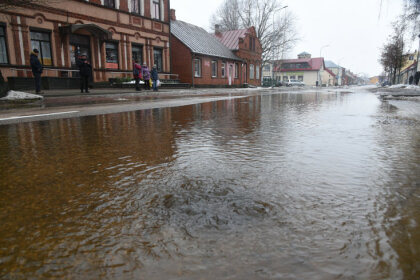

left=298, top=52, right=311, bottom=56
left=171, top=20, right=241, bottom=61
left=400, top=61, right=417, bottom=73
left=324, top=68, right=336, bottom=77
left=215, top=28, right=248, bottom=50
left=274, top=57, right=325, bottom=72
left=325, top=60, right=341, bottom=68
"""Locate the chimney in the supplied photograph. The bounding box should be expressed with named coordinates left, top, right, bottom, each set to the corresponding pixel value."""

left=215, top=24, right=221, bottom=35
left=170, top=9, right=176, bottom=21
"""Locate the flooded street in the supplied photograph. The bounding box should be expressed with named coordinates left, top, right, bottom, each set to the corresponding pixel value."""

left=0, top=88, right=419, bottom=279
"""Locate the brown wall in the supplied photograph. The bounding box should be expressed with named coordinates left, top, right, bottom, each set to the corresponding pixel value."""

left=0, top=0, right=171, bottom=83
left=170, top=36, right=192, bottom=84
left=235, top=27, right=262, bottom=86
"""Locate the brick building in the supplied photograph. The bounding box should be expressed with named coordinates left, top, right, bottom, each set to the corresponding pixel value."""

left=0, top=0, right=170, bottom=89
left=170, top=11, right=243, bottom=88
left=214, top=26, right=262, bottom=87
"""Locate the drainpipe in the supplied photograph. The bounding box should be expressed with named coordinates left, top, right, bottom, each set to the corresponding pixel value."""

left=191, top=54, right=195, bottom=88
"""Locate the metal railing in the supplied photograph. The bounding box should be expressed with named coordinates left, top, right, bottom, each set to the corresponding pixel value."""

left=10, top=68, right=179, bottom=80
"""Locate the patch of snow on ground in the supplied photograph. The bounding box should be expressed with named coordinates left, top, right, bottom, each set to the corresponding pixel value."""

left=404, top=85, right=420, bottom=90
left=387, top=84, right=420, bottom=89
left=358, top=85, right=377, bottom=89
left=122, top=80, right=145, bottom=85
left=0, top=90, right=43, bottom=100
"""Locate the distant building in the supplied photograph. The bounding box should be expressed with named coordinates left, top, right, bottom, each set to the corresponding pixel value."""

left=369, top=75, right=386, bottom=85
left=0, top=0, right=171, bottom=90
left=274, top=53, right=325, bottom=86
left=325, top=60, right=345, bottom=86
left=322, top=68, right=337, bottom=87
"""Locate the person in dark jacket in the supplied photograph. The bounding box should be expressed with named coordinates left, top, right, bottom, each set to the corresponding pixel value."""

left=77, top=54, right=92, bottom=93
left=30, top=49, right=43, bottom=94
left=141, top=63, right=151, bottom=90
left=151, top=65, right=159, bottom=91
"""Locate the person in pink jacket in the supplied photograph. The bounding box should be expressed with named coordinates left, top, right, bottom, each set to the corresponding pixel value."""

left=133, top=59, right=142, bottom=91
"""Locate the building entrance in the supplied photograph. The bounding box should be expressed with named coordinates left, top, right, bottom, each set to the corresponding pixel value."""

left=69, top=34, right=91, bottom=78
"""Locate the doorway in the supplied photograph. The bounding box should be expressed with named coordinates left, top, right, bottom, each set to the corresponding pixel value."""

left=69, top=34, right=91, bottom=78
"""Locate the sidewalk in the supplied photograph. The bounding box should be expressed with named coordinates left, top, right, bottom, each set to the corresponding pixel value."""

left=0, top=86, right=272, bottom=112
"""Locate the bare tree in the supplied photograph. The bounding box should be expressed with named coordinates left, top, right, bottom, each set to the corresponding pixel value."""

left=381, top=0, right=420, bottom=38
left=211, top=0, right=298, bottom=63
left=379, top=22, right=407, bottom=84
left=0, top=0, right=50, bottom=10
left=210, top=0, right=240, bottom=31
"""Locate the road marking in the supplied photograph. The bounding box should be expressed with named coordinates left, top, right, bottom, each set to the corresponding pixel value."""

left=0, top=111, right=79, bottom=121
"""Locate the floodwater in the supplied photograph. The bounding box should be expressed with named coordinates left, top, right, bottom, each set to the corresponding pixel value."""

left=0, top=89, right=419, bottom=279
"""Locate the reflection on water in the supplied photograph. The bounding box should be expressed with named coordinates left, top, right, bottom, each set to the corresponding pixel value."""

left=0, top=91, right=419, bottom=279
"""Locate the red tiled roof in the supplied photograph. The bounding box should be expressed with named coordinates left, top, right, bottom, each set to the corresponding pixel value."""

left=324, top=68, right=336, bottom=77
left=274, top=57, right=325, bottom=72
left=215, top=28, right=249, bottom=50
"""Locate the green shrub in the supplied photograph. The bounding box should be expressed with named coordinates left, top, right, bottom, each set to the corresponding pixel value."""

left=114, top=77, right=133, bottom=84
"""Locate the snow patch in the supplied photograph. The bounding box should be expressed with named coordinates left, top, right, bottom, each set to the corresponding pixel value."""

left=122, top=80, right=145, bottom=85
left=0, top=90, right=44, bottom=101
left=388, top=84, right=420, bottom=90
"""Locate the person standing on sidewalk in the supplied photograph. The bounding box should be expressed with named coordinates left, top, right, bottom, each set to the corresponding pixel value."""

left=30, top=49, right=43, bottom=94
left=151, top=65, right=159, bottom=92
left=133, top=59, right=142, bottom=91
left=142, top=62, right=151, bottom=90
left=77, top=54, right=92, bottom=93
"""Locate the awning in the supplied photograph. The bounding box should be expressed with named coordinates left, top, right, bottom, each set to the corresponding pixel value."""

left=60, top=24, right=112, bottom=41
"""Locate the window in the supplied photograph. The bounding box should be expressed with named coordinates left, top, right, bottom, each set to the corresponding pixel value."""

left=152, top=0, right=161, bottom=20
left=221, top=62, right=226, bottom=78
left=249, top=64, right=254, bottom=80
left=194, top=58, right=201, bottom=77
left=131, top=0, right=141, bottom=14
left=290, top=75, right=296, bottom=80
left=132, top=44, right=143, bottom=65
left=30, top=30, right=52, bottom=66
left=211, top=60, right=217, bottom=77
left=104, top=0, right=115, bottom=8
left=256, top=65, right=260, bottom=80
left=153, top=48, right=163, bottom=72
left=283, top=76, right=288, bottom=81
left=235, top=63, right=239, bottom=78
left=282, top=63, right=310, bottom=70
left=264, top=65, right=270, bottom=71
left=249, top=37, right=256, bottom=51
left=298, top=76, right=304, bottom=81
left=105, top=42, right=119, bottom=69
left=0, top=25, right=8, bottom=64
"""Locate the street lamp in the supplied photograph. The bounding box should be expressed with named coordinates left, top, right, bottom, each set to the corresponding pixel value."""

left=318, top=45, right=329, bottom=86
left=271, top=5, right=288, bottom=87
left=319, top=44, right=329, bottom=58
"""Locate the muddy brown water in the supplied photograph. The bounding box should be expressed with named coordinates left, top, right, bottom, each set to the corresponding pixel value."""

left=0, top=90, right=419, bottom=279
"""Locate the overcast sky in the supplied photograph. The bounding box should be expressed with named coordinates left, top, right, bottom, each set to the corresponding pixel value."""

left=170, top=0, right=411, bottom=77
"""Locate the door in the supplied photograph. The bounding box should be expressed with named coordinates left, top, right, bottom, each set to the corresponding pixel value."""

left=69, top=34, right=91, bottom=78
left=228, top=64, right=233, bottom=86
left=243, top=63, right=248, bottom=84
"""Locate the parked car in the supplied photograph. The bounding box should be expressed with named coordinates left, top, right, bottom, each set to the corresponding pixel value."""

left=286, top=79, right=305, bottom=87
left=275, top=81, right=283, bottom=87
